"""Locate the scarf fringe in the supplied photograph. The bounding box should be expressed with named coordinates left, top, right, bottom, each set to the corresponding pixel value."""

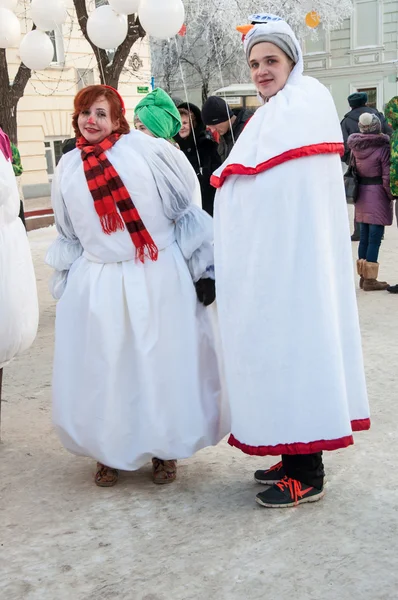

left=100, top=212, right=125, bottom=235
left=136, top=243, right=159, bottom=263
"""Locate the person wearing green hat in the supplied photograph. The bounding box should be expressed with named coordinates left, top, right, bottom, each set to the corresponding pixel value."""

left=134, top=88, right=182, bottom=145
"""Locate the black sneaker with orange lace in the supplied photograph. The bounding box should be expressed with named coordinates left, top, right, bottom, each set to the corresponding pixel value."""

left=254, top=461, right=285, bottom=485
left=256, top=476, right=325, bottom=508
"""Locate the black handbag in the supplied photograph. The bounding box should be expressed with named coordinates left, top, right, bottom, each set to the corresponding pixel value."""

left=344, top=153, right=359, bottom=204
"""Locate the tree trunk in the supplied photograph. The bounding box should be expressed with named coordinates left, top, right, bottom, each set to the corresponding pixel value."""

left=0, top=102, right=17, bottom=145
left=73, top=0, right=146, bottom=89
left=0, top=37, right=33, bottom=144
left=201, top=80, right=210, bottom=104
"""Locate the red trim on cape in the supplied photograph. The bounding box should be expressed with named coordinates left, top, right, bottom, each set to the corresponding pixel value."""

left=228, top=418, right=370, bottom=456
left=211, top=142, right=345, bottom=188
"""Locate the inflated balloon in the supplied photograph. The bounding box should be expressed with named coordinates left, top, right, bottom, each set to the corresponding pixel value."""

left=139, top=0, right=185, bottom=39
left=0, top=8, right=20, bottom=49
left=19, top=30, right=54, bottom=70
left=30, top=0, right=67, bottom=32
left=0, top=0, right=17, bottom=11
left=87, top=5, right=128, bottom=49
left=108, top=0, right=140, bottom=15
left=305, top=11, right=321, bottom=28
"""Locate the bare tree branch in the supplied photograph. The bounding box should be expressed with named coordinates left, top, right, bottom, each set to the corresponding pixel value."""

left=73, top=0, right=146, bottom=88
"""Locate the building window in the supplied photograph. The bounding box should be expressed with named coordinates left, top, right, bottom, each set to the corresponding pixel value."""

left=357, top=87, right=377, bottom=108
left=77, top=68, right=95, bottom=90
left=305, top=27, right=326, bottom=54
left=95, top=0, right=108, bottom=6
left=45, top=138, right=65, bottom=178
left=354, top=1, right=379, bottom=48
left=47, top=28, right=65, bottom=65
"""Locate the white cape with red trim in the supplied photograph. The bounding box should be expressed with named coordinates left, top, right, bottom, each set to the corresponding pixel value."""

left=213, top=75, right=370, bottom=456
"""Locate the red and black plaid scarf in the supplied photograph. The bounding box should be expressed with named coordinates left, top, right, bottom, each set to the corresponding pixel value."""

left=77, top=133, right=158, bottom=263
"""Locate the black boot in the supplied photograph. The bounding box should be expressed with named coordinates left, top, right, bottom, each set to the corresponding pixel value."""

left=387, top=284, right=398, bottom=294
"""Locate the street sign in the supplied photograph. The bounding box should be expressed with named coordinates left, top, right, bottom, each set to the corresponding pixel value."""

left=137, top=86, right=149, bottom=94
left=224, top=97, right=241, bottom=105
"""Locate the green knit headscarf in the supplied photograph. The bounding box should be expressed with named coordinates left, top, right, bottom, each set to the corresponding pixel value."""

left=134, top=88, right=181, bottom=140
left=385, top=96, right=398, bottom=196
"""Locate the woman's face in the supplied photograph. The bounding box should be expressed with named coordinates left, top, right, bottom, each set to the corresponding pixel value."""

left=179, top=115, right=191, bottom=139
left=77, top=97, right=119, bottom=144
left=249, top=42, right=294, bottom=100
left=134, top=117, right=154, bottom=137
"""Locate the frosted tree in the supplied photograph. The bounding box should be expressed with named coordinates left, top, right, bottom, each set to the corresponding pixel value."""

left=151, top=0, right=353, bottom=102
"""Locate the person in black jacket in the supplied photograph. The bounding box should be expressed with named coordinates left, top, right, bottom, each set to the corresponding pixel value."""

left=61, top=137, right=76, bottom=154
left=341, top=92, right=391, bottom=163
left=341, top=92, right=392, bottom=241
left=175, top=102, right=221, bottom=216
left=201, top=96, right=253, bottom=163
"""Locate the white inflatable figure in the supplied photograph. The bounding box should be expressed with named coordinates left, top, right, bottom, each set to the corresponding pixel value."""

left=0, top=128, right=38, bottom=415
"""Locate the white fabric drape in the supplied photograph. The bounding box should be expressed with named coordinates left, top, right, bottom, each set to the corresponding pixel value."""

left=46, top=131, right=228, bottom=469
left=0, top=151, right=38, bottom=369
left=213, top=20, right=369, bottom=455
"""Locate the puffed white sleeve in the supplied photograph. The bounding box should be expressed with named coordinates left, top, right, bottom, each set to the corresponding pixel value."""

left=45, top=158, right=83, bottom=299
left=149, top=138, right=214, bottom=282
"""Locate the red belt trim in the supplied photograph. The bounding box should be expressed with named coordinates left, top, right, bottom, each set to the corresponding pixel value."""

left=228, top=418, right=370, bottom=456
left=211, top=142, right=345, bottom=189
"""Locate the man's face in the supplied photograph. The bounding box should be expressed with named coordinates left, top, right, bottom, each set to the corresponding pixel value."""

left=207, top=120, right=231, bottom=136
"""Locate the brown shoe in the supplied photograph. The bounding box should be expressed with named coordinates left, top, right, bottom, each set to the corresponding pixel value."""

left=362, top=261, right=388, bottom=291
left=356, top=259, right=365, bottom=289
left=152, top=458, right=177, bottom=484
left=95, top=463, right=119, bottom=487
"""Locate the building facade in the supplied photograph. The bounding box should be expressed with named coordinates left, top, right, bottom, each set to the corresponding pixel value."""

left=303, top=0, right=398, bottom=118
left=8, top=0, right=151, bottom=200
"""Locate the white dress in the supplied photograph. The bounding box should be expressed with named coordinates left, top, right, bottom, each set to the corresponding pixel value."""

left=46, top=131, right=229, bottom=470
left=212, top=21, right=370, bottom=456
left=0, top=149, right=38, bottom=369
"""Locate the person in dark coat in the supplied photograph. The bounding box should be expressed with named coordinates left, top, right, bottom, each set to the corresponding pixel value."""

left=175, top=102, right=221, bottom=216
left=201, top=96, right=253, bottom=163
left=341, top=92, right=391, bottom=162
left=348, top=112, right=393, bottom=291
left=341, top=92, right=392, bottom=241
left=61, top=137, right=76, bottom=154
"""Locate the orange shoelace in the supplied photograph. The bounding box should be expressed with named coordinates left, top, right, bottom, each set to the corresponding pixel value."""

left=268, top=461, right=283, bottom=472
left=275, top=476, right=309, bottom=505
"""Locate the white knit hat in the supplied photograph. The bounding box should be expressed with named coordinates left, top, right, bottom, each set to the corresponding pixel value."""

left=358, top=113, right=381, bottom=134
left=244, top=16, right=300, bottom=65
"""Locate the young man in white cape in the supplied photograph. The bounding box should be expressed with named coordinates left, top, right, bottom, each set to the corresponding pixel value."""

left=212, top=15, right=370, bottom=508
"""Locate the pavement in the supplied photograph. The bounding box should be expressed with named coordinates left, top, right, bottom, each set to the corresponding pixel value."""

left=1, top=209, right=398, bottom=600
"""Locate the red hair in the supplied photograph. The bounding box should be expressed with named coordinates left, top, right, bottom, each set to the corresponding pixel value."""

left=72, top=85, right=130, bottom=138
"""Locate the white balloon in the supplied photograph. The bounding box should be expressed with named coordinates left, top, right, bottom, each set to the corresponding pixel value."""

left=30, top=0, right=67, bottom=32
left=108, top=0, right=140, bottom=15
left=19, top=30, right=54, bottom=70
left=0, top=8, right=20, bottom=49
left=0, top=0, right=17, bottom=11
left=87, top=6, right=128, bottom=49
left=139, top=0, right=185, bottom=39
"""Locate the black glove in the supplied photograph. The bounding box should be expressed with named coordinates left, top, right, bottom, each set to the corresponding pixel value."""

left=195, top=278, right=216, bottom=307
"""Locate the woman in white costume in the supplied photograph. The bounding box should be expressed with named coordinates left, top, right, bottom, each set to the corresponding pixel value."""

left=212, top=15, right=370, bottom=508
left=0, top=127, right=38, bottom=408
left=46, top=85, right=227, bottom=487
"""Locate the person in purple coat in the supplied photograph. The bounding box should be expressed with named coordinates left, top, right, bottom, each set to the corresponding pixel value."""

left=348, top=113, right=394, bottom=291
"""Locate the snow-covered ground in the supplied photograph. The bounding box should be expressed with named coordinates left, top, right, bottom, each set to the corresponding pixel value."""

left=1, top=210, right=398, bottom=600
